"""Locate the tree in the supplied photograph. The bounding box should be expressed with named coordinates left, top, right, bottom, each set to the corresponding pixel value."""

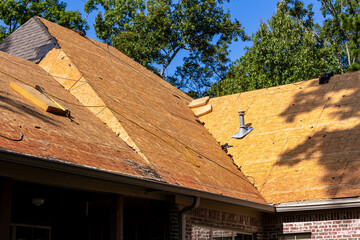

left=341, top=12, right=360, bottom=71
left=85, top=0, right=246, bottom=96
left=0, top=0, right=88, bottom=42
left=207, top=0, right=342, bottom=97
left=318, top=0, right=360, bottom=71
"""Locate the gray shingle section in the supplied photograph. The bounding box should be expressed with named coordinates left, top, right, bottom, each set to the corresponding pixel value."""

left=0, top=16, right=59, bottom=63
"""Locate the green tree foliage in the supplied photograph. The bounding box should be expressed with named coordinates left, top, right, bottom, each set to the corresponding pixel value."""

left=0, top=0, right=88, bottom=41
left=85, top=0, right=246, bottom=96
left=319, top=0, right=360, bottom=71
left=208, top=0, right=340, bottom=97
left=208, top=0, right=360, bottom=97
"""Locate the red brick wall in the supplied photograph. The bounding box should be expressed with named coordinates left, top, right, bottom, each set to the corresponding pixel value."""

left=262, top=209, right=360, bottom=240
left=169, top=204, right=262, bottom=240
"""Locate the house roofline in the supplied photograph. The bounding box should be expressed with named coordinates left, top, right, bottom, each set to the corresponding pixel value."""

left=275, top=197, right=360, bottom=212
left=0, top=149, right=275, bottom=213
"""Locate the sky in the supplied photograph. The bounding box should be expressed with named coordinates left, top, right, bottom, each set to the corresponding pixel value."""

left=63, top=0, right=323, bottom=76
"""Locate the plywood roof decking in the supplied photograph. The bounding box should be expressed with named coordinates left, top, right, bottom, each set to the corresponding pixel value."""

left=0, top=51, right=150, bottom=178
left=200, top=71, right=360, bottom=204
left=0, top=17, right=266, bottom=204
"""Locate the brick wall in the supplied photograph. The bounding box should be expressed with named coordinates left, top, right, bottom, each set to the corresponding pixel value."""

left=169, top=204, right=262, bottom=240
left=262, top=209, right=360, bottom=240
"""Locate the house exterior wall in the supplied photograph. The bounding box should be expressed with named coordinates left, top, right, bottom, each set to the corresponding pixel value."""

left=170, top=204, right=262, bottom=240
left=261, top=209, right=360, bottom=240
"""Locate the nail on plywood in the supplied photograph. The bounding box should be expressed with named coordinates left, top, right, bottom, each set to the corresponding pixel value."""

left=188, top=96, right=210, bottom=108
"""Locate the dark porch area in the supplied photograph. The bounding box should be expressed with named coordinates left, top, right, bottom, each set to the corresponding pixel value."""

left=2, top=179, right=170, bottom=240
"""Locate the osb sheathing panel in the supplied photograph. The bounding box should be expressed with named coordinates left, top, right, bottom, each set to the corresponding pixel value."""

left=39, top=48, right=150, bottom=164
left=200, top=71, right=360, bottom=204
left=33, top=18, right=267, bottom=203
left=0, top=51, right=152, bottom=180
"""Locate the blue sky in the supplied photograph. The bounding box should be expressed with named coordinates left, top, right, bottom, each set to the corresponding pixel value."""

left=63, top=0, right=323, bottom=75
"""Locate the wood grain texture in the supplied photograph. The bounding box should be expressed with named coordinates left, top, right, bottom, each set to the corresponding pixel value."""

left=188, top=96, right=210, bottom=108
left=39, top=48, right=150, bottom=164
left=192, top=104, right=213, bottom=117
left=200, top=71, right=360, bottom=204
left=37, top=17, right=266, bottom=203
left=0, top=17, right=267, bottom=204
left=9, top=81, right=64, bottom=115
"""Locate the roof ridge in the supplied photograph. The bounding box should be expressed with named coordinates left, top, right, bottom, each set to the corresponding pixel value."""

left=210, top=77, right=324, bottom=101
left=31, top=16, right=60, bottom=50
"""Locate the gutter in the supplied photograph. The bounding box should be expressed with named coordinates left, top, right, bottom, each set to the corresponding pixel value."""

left=179, top=197, right=200, bottom=240
left=276, top=198, right=360, bottom=212
left=0, top=149, right=275, bottom=213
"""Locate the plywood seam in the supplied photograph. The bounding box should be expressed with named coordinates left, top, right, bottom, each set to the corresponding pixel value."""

left=39, top=49, right=152, bottom=165
left=259, top=138, right=289, bottom=194
left=328, top=160, right=350, bottom=198
left=63, top=38, right=192, bottom=102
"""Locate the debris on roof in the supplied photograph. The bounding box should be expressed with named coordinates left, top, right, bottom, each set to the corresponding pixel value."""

left=192, top=104, right=213, bottom=117
left=9, top=81, right=65, bottom=115
left=189, top=97, right=213, bottom=117
left=319, top=72, right=334, bottom=84
left=188, top=96, right=210, bottom=108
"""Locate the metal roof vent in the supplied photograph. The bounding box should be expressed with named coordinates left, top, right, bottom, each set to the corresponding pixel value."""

left=232, top=110, right=253, bottom=139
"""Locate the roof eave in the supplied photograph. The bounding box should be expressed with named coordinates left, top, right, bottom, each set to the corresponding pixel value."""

left=0, top=149, right=275, bottom=213
left=276, top=198, right=360, bottom=212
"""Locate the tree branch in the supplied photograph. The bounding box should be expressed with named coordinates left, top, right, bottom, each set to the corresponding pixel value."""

left=321, top=0, right=351, bottom=66
left=160, top=47, right=181, bottom=77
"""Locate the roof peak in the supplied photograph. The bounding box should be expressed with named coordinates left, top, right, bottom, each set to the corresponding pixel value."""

left=0, top=16, right=59, bottom=63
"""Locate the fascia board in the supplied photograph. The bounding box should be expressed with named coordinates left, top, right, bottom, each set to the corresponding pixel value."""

left=276, top=198, right=360, bottom=212
left=0, top=149, right=275, bottom=213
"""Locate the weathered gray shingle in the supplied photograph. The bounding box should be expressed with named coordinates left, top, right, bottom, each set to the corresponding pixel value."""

left=0, top=16, right=59, bottom=63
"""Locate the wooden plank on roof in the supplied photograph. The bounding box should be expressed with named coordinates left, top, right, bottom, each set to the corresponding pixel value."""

left=9, top=81, right=65, bottom=115
left=188, top=96, right=210, bottom=108
left=193, top=104, right=212, bottom=117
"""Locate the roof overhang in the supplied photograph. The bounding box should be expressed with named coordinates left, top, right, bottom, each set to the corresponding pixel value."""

left=0, top=149, right=275, bottom=213
left=276, top=198, right=360, bottom=212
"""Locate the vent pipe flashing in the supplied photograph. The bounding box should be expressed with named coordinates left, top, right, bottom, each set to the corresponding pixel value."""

left=232, top=110, right=253, bottom=139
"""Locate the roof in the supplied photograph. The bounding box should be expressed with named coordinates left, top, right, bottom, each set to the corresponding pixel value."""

left=0, top=17, right=59, bottom=63
left=0, top=17, right=266, bottom=205
left=200, top=71, right=360, bottom=204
